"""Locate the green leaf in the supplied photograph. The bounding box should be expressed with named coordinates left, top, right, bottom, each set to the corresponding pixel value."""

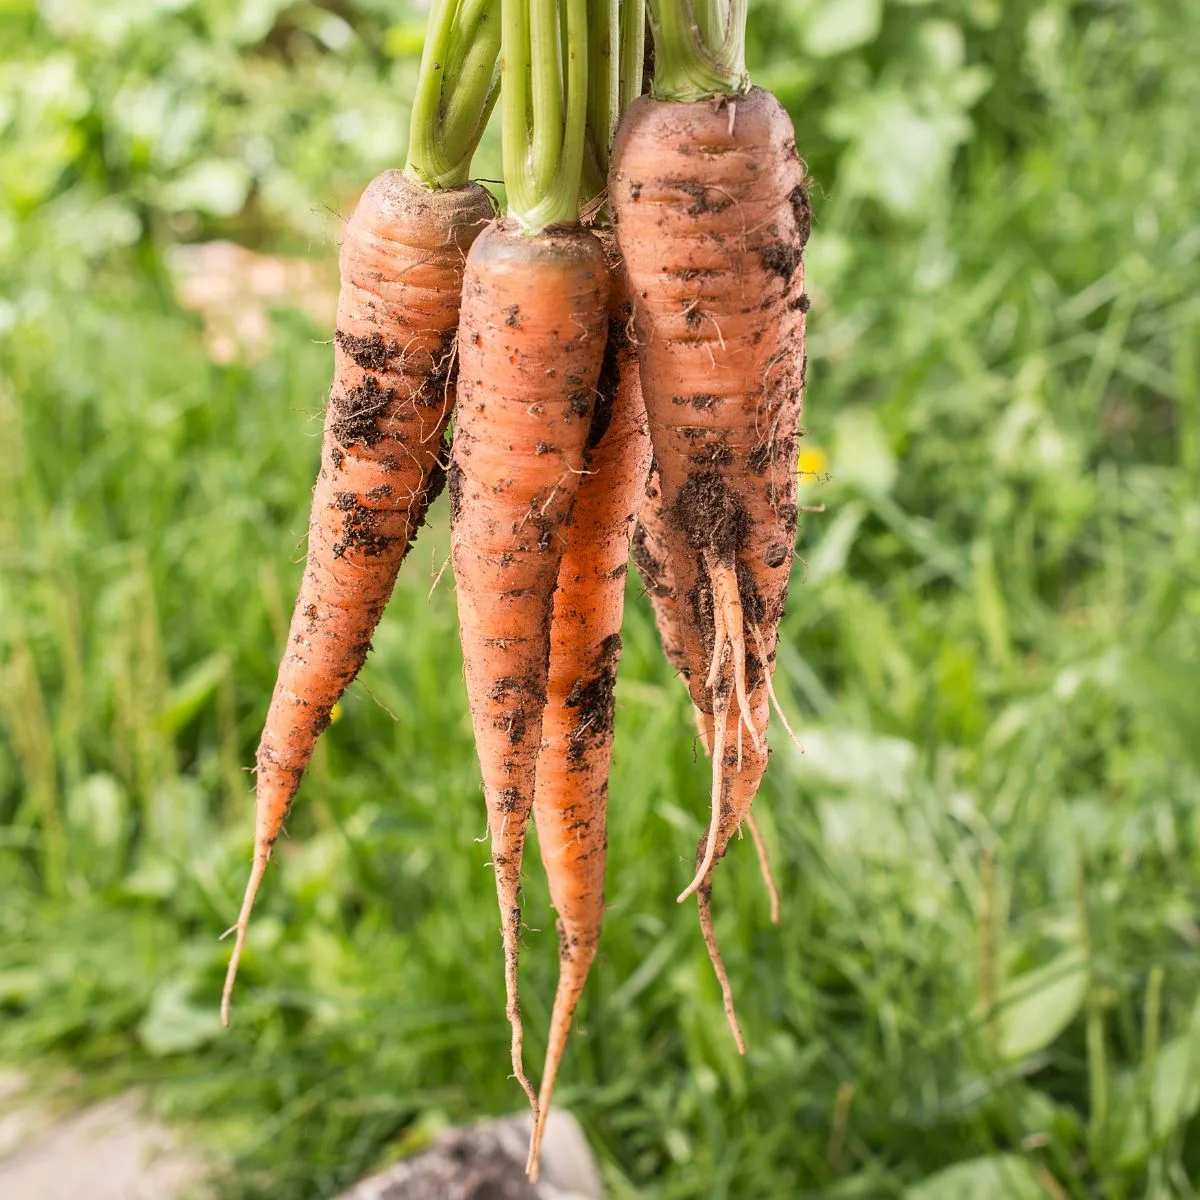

left=65, top=774, right=129, bottom=855
left=803, top=0, right=882, bottom=57
left=157, top=651, right=228, bottom=735
left=158, top=159, right=252, bottom=217
left=137, top=979, right=222, bottom=1057
left=996, top=949, right=1087, bottom=1062
left=832, top=407, right=897, bottom=496
left=907, top=1155, right=1050, bottom=1199
left=1150, top=1030, right=1200, bottom=1138
left=1115, top=1023, right=1200, bottom=1165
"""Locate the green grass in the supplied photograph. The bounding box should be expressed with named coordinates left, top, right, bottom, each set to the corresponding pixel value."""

left=3, top=3, right=1200, bottom=1198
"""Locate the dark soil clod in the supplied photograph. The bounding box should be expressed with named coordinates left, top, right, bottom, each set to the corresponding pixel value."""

left=330, top=375, right=395, bottom=447
left=666, top=178, right=733, bottom=216
left=789, top=182, right=812, bottom=247
left=563, top=633, right=621, bottom=764
left=336, top=329, right=396, bottom=371
left=672, top=393, right=720, bottom=410
left=669, top=471, right=750, bottom=560
left=762, top=240, right=802, bottom=282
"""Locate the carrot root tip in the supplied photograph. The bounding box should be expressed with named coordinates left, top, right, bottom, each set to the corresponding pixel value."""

left=746, top=811, right=782, bottom=925
left=220, top=853, right=270, bottom=1028
left=697, top=867, right=746, bottom=1056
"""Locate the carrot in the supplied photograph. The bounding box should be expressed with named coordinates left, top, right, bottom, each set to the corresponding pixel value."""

left=631, top=462, right=691, bottom=684
left=222, top=0, right=502, bottom=1025
left=609, top=6, right=810, bottom=1046
left=450, top=221, right=609, bottom=1113
left=220, top=173, right=492, bottom=1025
left=526, top=235, right=651, bottom=1176
left=450, top=0, right=605, bottom=1120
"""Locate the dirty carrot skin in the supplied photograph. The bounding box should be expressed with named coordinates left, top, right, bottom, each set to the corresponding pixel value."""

left=221, top=0, right=500, bottom=1026
left=527, top=233, right=652, bottom=1174
left=449, top=0, right=603, bottom=1126
left=631, top=462, right=692, bottom=685
left=634, top=475, right=781, bottom=925
left=609, top=0, right=809, bottom=1048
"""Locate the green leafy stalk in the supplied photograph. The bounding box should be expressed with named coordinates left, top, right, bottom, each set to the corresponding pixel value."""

left=618, top=0, right=647, bottom=114
left=502, top=0, right=589, bottom=231
left=406, top=0, right=502, bottom=189
left=646, top=0, right=749, bottom=101
left=581, top=0, right=619, bottom=202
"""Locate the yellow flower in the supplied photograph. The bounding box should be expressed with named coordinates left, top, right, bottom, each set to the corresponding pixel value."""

left=330, top=702, right=343, bottom=725
left=797, top=444, right=828, bottom=480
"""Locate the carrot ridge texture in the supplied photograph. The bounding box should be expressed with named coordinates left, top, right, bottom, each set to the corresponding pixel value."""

left=449, top=221, right=610, bottom=1120
left=610, top=87, right=809, bottom=1047
left=221, top=172, right=491, bottom=1025
left=526, top=241, right=652, bottom=1177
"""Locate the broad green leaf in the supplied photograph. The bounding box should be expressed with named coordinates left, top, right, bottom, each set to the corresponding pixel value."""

left=804, top=0, right=882, bottom=57
left=806, top=501, right=866, bottom=586
left=138, top=980, right=222, bottom=1056
left=996, top=949, right=1087, bottom=1062
left=158, top=159, right=252, bottom=217
left=1115, top=1024, right=1200, bottom=1165
left=65, top=774, right=128, bottom=854
left=158, top=651, right=228, bottom=734
left=907, top=1154, right=1050, bottom=1199
left=832, top=407, right=897, bottom=496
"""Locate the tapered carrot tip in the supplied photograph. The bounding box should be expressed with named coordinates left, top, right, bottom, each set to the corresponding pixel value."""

left=220, top=853, right=269, bottom=1026
left=746, top=811, right=782, bottom=925
left=526, top=1117, right=544, bottom=1182
left=696, top=856, right=746, bottom=1056
left=502, top=908, right=538, bottom=1120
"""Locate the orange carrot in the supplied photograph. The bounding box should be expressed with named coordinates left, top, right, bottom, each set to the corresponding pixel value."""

left=610, top=85, right=809, bottom=1046
left=449, top=221, right=610, bottom=1116
left=631, top=461, right=691, bottom=685
left=221, top=173, right=492, bottom=1025
left=527, top=240, right=651, bottom=1174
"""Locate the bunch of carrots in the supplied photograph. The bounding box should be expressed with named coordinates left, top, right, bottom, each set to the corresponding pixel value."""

left=220, top=0, right=809, bottom=1178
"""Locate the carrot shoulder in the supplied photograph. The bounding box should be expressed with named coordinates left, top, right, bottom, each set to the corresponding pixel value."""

left=221, top=173, right=491, bottom=1025
left=450, top=222, right=610, bottom=1114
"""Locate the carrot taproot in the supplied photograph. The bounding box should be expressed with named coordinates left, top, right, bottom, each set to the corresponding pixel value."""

left=526, top=237, right=651, bottom=1176
left=610, top=81, right=809, bottom=1047
left=448, top=0, right=602, bottom=1121
left=220, top=172, right=492, bottom=1026
left=449, top=220, right=610, bottom=1116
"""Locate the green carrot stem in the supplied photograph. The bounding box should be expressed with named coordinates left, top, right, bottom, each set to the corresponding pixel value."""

left=618, top=0, right=647, bottom=113
left=581, top=0, right=619, bottom=202
left=502, top=0, right=589, bottom=231
left=647, top=0, right=748, bottom=101
left=406, top=0, right=502, bottom=189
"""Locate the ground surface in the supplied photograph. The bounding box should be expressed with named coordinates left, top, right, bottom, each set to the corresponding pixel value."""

left=0, top=1076, right=203, bottom=1200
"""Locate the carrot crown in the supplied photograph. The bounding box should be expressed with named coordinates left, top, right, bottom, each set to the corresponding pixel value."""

left=406, top=0, right=502, bottom=189
left=646, top=0, right=749, bottom=101
left=501, top=0, right=590, bottom=231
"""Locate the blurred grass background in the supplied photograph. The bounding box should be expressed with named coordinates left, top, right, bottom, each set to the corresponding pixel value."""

left=2, top=0, right=1200, bottom=1196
